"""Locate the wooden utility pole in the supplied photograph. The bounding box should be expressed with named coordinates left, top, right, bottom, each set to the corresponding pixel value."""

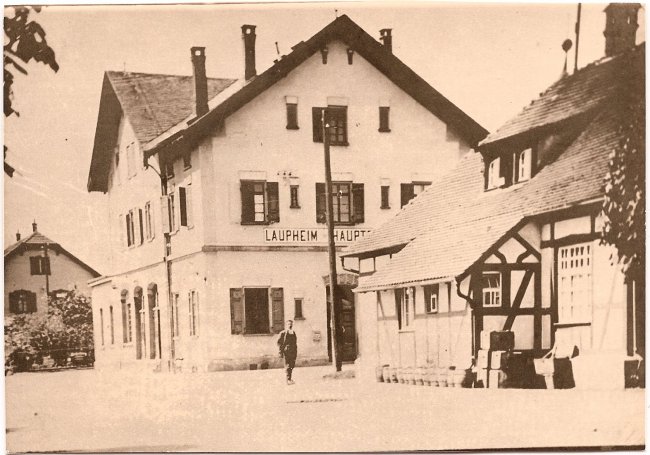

left=574, top=3, right=582, bottom=72
left=322, top=109, right=342, bottom=372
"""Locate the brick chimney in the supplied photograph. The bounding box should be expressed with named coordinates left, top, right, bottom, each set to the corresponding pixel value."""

left=16, top=231, right=20, bottom=241
left=242, top=25, right=257, bottom=80
left=32, top=220, right=37, bottom=232
left=380, top=29, right=392, bottom=53
left=604, top=3, right=641, bottom=57
left=191, top=47, right=209, bottom=117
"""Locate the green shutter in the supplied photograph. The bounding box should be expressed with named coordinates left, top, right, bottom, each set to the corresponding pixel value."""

left=315, top=183, right=326, bottom=223
left=240, top=181, right=255, bottom=224
left=230, top=288, right=243, bottom=335
left=401, top=183, right=414, bottom=208
left=271, top=288, right=284, bottom=333
left=352, top=183, right=364, bottom=224
left=267, top=182, right=280, bottom=223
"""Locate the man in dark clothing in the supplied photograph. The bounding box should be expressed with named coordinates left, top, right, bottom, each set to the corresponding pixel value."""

left=277, top=320, right=297, bottom=385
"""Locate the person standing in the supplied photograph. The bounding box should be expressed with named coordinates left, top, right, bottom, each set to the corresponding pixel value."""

left=277, top=320, right=297, bottom=385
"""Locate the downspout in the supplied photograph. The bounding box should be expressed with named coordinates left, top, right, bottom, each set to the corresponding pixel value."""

left=145, top=155, right=174, bottom=372
left=455, top=274, right=476, bottom=360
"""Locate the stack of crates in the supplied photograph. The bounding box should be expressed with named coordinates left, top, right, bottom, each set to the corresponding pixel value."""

left=476, top=330, right=515, bottom=388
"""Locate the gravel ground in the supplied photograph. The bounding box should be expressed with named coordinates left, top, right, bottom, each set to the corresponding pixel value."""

left=5, top=365, right=645, bottom=452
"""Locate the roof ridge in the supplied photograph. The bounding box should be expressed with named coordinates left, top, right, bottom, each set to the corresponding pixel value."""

left=106, top=70, right=237, bottom=83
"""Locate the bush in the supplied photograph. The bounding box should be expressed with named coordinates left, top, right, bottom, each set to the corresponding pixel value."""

left=4, top=291, right=93, bottom=370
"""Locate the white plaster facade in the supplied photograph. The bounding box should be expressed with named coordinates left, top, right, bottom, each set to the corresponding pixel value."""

left=89, top=27, right=480, bottom=373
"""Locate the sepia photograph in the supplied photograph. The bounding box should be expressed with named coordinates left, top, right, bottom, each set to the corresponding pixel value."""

left=3, top=1, right=646, bottom=452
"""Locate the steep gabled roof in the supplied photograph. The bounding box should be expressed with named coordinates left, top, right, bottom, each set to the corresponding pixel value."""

left=144, top=14, right=488, bottom=158
left=4, top=231, right=101, bottom=277
left=355, top=107, right=624, bottom=292
left=480, top=43, right=644, bottom=147
left=87, top=72, right=236, bottom=192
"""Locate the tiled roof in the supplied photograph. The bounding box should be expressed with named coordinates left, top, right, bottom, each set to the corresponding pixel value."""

left=106, top=71, right=237, bottom=144
left=356, top=108, right=623, bottom=291
left=4, top=231, right=58, bottom=257
left=4, top=231, right=101, bottom=277
left=144, top=14, right=488, bottom=158
left=87, top=72, right=237, bottom=192
left=481, top=44, right=643, bottom=146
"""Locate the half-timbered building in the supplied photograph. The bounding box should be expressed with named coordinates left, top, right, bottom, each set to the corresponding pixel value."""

left=343, top=4, right=644, bottom=388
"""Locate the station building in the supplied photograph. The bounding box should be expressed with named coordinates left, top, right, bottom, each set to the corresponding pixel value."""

left=86, top=15, right=486, bottom=371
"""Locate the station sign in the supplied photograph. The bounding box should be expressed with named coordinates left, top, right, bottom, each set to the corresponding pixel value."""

left=263, top=227, right=372, bottom=244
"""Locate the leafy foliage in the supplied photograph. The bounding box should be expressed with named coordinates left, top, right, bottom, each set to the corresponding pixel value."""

left=602, top=50, right=645, bottom=275
left=5, top=291, right=94, bottom=368
left=4, top=6, right=59, bottom=175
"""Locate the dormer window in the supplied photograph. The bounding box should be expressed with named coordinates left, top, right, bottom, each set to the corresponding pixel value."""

left=487, top=157, right=504, bottom=189
left=514, top=148, right=531, bottom=183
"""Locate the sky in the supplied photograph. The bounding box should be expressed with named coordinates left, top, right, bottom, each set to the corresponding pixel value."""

left=3, top=1, right=645, bottom=274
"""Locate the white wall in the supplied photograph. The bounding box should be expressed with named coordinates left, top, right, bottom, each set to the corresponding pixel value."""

left=206, top=40, right=468, bottom=246
left=5, top=249, right=97, bottom=314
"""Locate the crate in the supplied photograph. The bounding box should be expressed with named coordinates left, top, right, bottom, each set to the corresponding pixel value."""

left=490, top=351, right=510, bottom=370
left=476, top=368, right=489, bottom=388
left=477, top=349, right=491, bottom=369
left=488, top=369, right=508, bottom=389
left=480, top=330, right=515, bottom=351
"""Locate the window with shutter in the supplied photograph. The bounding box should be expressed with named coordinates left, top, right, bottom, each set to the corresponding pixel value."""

left=29, top=256, right=39, bottom=275
left=327, top=107, right=348, bottom=145
left=379, top=106, right=390, bottom=132
left=241, top=180, right=278, bottom=224
left=27, top=291, right=37, bottom=313
left=8, top=291, right=19, bottom=314
left=230, top=288, right=244, bottom=334
left=244, top=287, right=270, bottom=334
left=271, top=288, right=285, bottom=333
left=286, top=103, right=298, bottom=130
left=179, top=187, right=188, bottom=227
left=352, top=183, right=364, bottom=224
left=400, top=184, right=415, bottom=208
left=188, top=290, right=199, bottom=336
left=381, top=185, right=390, bottom=209
left=183, top=152, right=192, bottom=170
left=424, top=284, right=439, bottom=313
left=267, top=182, right=280, bottom=223
left=315, top=182, right=326, bottom=223
left=312, top=107, right=324, bottom=142
left=169, top=192, right=177, bottom=233
left=290, top=185, right=300, bottom=208
left=186, top=185, right=193, bottom=228
left=42, top=257, right=50, bottom=275
left=138, top=208, right=144, bottom=245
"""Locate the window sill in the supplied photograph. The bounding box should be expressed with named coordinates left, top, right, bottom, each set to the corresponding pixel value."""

left=380, top=206, right=391, bottom=210
left=378, top=128, right=391, bottom=133
left=425, top=311, right=438, bottom=315
left=294, top=317, right=305, bottom=321
left=290, top=206, right=301, bottom=209
left=241, top=221, right=272, bottom=226
left=242, top=333, right=275, bottom=337
left=286, top=126, right=299, bottom=130
left=398, top=329, right=415, bottom=333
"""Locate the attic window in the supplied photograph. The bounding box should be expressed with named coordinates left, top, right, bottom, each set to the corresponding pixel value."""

left=514, top=148, right=531, bottom=183
left=487, top=157, right=504, bottom=190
